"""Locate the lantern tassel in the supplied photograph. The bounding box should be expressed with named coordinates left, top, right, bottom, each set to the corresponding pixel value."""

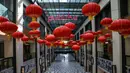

left=7, top=34, right=11, bottom=40
left=75, top=51, right=77, bottom=53
left=88, top=16, right=93, bottom=20
left=32, top=17, right=37, bottom=21
left=124, top=35, right=128, bottom=39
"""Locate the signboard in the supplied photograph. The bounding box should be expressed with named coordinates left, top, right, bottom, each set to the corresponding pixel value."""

left=48, top=14, right=78, bottom=22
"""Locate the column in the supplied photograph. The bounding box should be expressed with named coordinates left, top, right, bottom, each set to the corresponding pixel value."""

left=16, top=0, right=24, bottom=73
left=83, top=27, right=87, bottom=71
left=110, top=0, right=122, bottom=73
left=92, top=18, right=96, bottom=73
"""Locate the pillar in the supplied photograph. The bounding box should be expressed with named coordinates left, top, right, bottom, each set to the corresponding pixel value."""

left=92, top=18, right=96, bottom=73
left=110, top=0, right=122, bottom=73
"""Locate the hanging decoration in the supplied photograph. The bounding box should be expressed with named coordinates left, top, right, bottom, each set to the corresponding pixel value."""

left=81, top=33, right=94, bottom=44
left=12, top=31, right=24, bottom=40
left=21, top=35, right=29, bottom=43
left=0, top=21, right=18, bottom=38
left=0, top=16, right=9, bottom=23
left=69, top=34, right=75, bottom=39
left=82, top=2, right=100, bottom=20
left=105, top=33, right=111, bottom=38
left=28, top=30, right=40, bottom=38
left=64, top=22, right=76, bottom=30
left=72, top=44, right=80, bottom=51
left=25, top=4, right=42, bottom=21
left=98, top=36, right=107, bottom=43
left=100, top=17, right=113, bottom=29
left=109, top=19, right=130, bottom=32
left=53, top=26, right=72, bottom=40
left=28, top=21, right=40, bottom=30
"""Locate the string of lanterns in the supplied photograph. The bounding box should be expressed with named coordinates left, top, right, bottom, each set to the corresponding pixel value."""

left=0, top=2, right=130, bottom=52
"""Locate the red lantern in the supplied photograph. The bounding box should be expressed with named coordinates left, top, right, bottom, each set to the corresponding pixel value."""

left=21, top=35, right=29, bottom=42
left=45, top=41, right=51, bottom=47
left=12, top=31, right=24, bottom=40
left=100, top=18, right=113, bottom=29
left=25, top=4, right=42, bottom=21
left=120, top=29, right=130, bottom=38
left=85, top=30, right=93, bottom=34
left=97, top=30, right=102, bottom=35
left=82, top=33, right=94, bottom=44
left=109, top=19, right=130, bottom=32
left=37, top=39, right=45, bottom=45
left=28, top=30, right=40, bottom=38
left=0, top=16, right=9, bottom=23
left=53, top=26, right=72, bottom=39
left=72, top=45, right=80, bottom=51
left=69, top=34, right=75, bottom=39
left=105, top=33, right=111, bottom=38
left=64, top=22, right=76, bottom=30
left=93, top=32, right=98, bottom=36
left=98, top=36, right=106, bottom=43
left=45, top=34, right=56, bottom=42
left=28, top=21, right=40, bottom=30
left=79, top=41, right=86, bottom=46
left=29, top=37, right=35, bottom=41
left=82, top=2, right=100, bottom=20
left=0, top=21, right=18, bottom=37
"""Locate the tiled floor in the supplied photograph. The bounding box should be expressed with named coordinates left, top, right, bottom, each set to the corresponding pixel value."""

left=45, top=54, right=88, bottom=73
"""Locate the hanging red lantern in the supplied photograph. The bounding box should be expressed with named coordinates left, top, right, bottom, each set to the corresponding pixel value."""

left=37, top=39, right=45, bottom=45
left=45, top=34, right=56, bottom=42
left=0, top=16, right=9, bottom=23
left=82, top=33, right=94, bottom=44
left=100, top=17, right=113, bottom=29
left=69, top=34, right=75, bottom=39
left=93, top=32, right=98, bottom=37
left=72, top=45, right=80, bottom=51
left=45, top=41, right=51, bottom=47
left=79, top=41, right=86, bottom=46
left=28, top=21, right=40, bottom=30
left=109, top=19, right=130, bottom=32
left=21, top=35, right=29, bottom=42
left=25, top=4, right=42, bottom=21
left=0, top=21, right=18, bottom=37
left=29, top=37, right=35, bottom=41
left=82, top=2, right=100, bottom=20
left=97, top=30, right=102, bottom=35
left=105, top=33, right=111, bottom=38
left=12, top=31, right=24, bottom=40
left=53, top=26, right=72, bottom=39
left=85, top=30, right=93, bottom=34
left=120, top=29, right=130, bottom=38
left=98, top=36, right=107, bottom=43
left=64, top=22, right=76, bottom=30
left=28, top=30, right=40, bottom=38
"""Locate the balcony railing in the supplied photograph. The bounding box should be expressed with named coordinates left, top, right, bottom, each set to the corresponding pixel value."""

left=0, top=57, right=13, bottom=73
left=23, top=58, right=36, bottom=73
left=24, top=52, right=35, bottom=62
left=97, top=57, right=112, bottom=73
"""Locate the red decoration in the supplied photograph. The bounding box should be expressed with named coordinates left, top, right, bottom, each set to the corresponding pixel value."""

left=69, top=34, right=75, bottom=39
left=12, top=31, right=24, bottom=40
left=79, top=41, right=86, bottom=46
left=28, top=30, right=40, bottom=38
left=100, top=17, right=113, bottom=29
left=53, top=26, right=72, bottom=39
left=37, top=39, right=45, bottom=45
left=46, top=34, right=56, bottom=42
left=64, top=22, right=76, bottom=30
left=0, top=21, right=18, bottom=36
left=45, top=41, right=51, bottom=47
left=97, top=30, right=102, bottom=35
left=82, top=2, right=100, bottom=20
left=28, top=21, right=40, bottom=30
left=85, top=30, right=93, bottom=34
left=25, top=4, right=42, bottom=21
left=21, top=35, right=29, bottom=42
left=109, top=19, right=130, bottom=32
left=105, top=33, right=111, bottom=38
left=120, top=29, right=130, bottom=38
left=98, top=36, right=106, bottom=43
left=0, top=16, right=9, bottom=23
left=82, top=33, right=94, bottom=44
left=72, top=45, right=80, bottom=51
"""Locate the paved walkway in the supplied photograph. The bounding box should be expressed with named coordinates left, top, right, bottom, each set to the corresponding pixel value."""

left=45, top=54, right=88, bottom=73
